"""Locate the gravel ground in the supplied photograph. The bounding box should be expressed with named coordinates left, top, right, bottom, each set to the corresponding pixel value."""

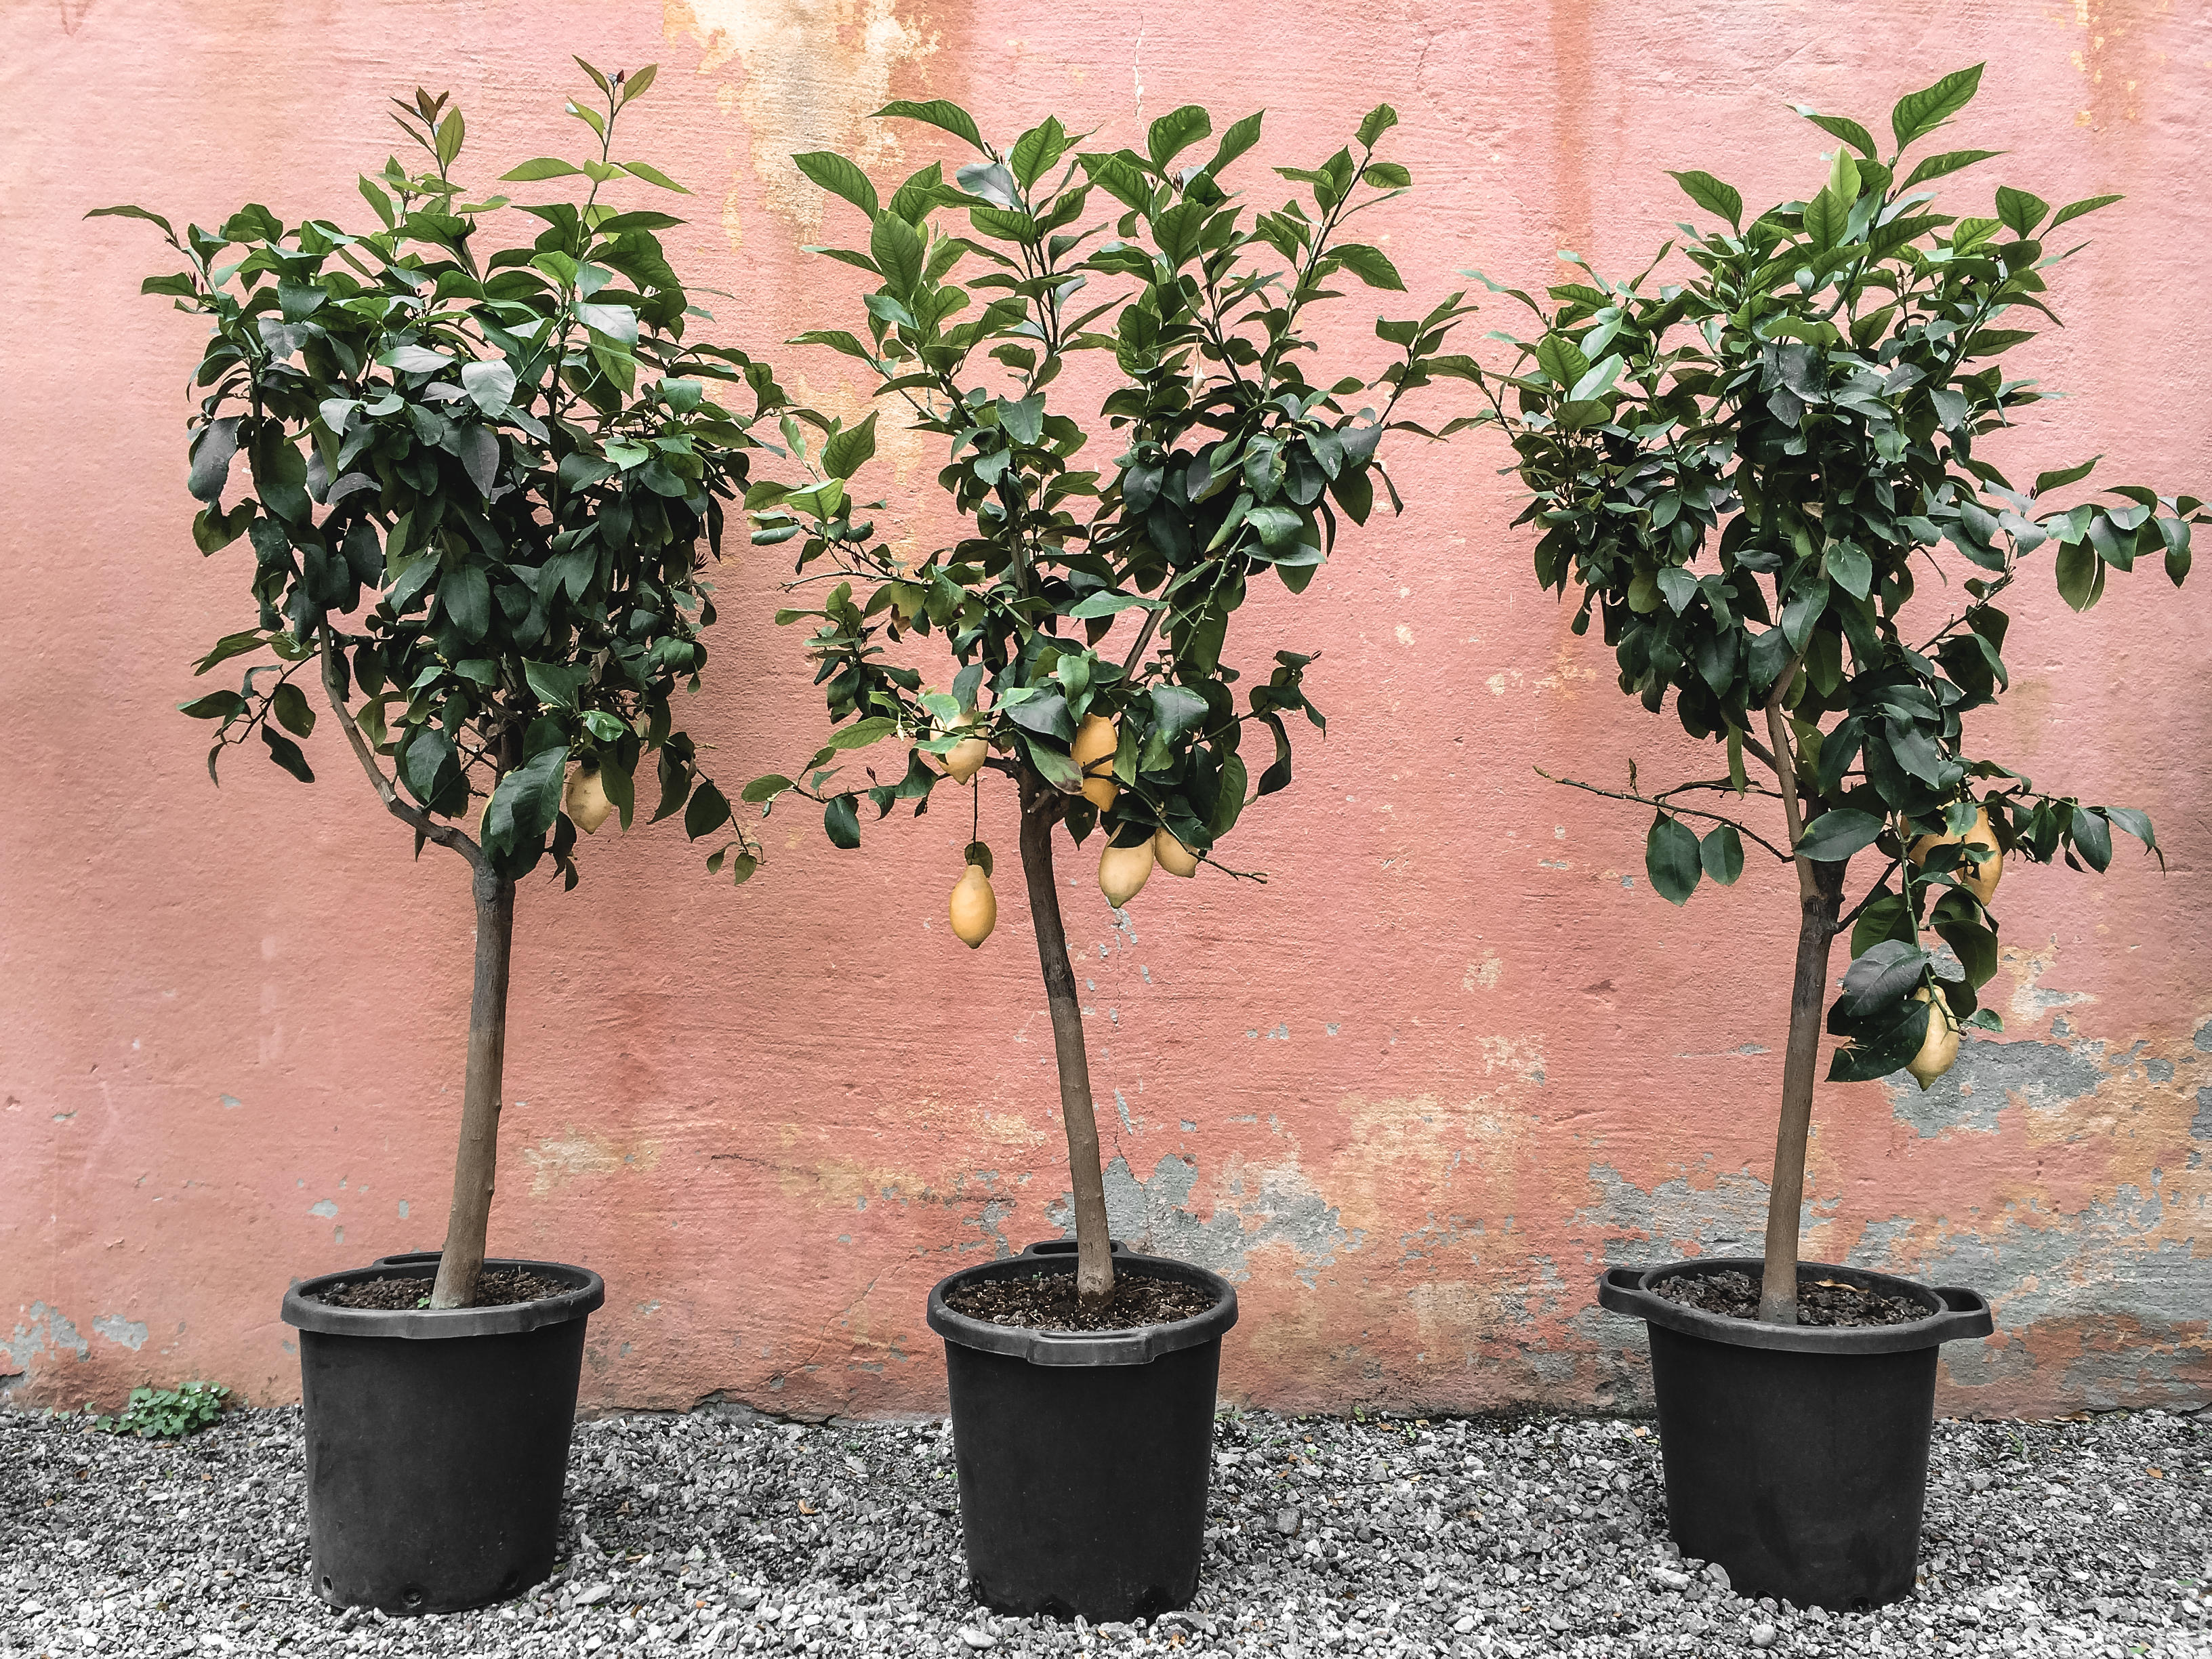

left=3, top=1401, right=2207, bottom=1658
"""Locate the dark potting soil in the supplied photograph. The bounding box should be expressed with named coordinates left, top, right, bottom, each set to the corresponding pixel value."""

left=1654, top=1267, right=1925, bottom=1327
left=311, top=1267, right=568, bottom=1311
left=945, top=1269, right=1216, bottom=1332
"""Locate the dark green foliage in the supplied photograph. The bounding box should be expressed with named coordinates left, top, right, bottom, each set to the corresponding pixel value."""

left=751, top=99, right=1474, bottom=865
left=1474, top=67, right=2195, bottom=1076
left=96, top=1381, right=229, bottom=1440
left=100, top=67, right=790, bottom=884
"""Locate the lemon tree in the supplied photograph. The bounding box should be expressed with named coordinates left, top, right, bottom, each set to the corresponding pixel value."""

left=748, top=98, right=1475, bottom=1302
left=100, top=64, right=790, bottom=1307
left=1474, top=65, right=2199, bottom=1324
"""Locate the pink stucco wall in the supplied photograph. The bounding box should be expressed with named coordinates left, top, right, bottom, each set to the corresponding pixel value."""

left=4, top=0, right=2207, bottom=1420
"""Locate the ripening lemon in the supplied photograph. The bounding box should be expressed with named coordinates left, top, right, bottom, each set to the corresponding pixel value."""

left=1153, top=827, right=1201, bottom=878
left=1906, top=988, right=1961, bottom=1090
left=565, top=765, right=614, bottom=834
left=949, top=862, right=997, bottom=948
left=1099, top=836, right=1155, bottom=907
left=1072, top=713, right=1120, bottom=810
left=943, top=712, right=988, bottom=785
left=1910, top=805, right=2002, bottom=907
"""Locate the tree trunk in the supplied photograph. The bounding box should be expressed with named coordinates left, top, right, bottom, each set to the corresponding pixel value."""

left=430, top=862, right=517, bottom=1310
left=1757, top=861, right=1846, bottom=1325
left=1017, top=769, right=1115, bottom=1304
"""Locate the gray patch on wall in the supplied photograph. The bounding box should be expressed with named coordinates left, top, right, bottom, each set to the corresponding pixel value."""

left=1574, top=1164, right=1774, bottom=1261
left=1047, top=1154, right=1359, bottom=1286
left=6, top=1303, right=90, bottom=1370
left=1882, top=1032, right=2106, bottom=1138
left=91, top=1315, right=149, bottom=1351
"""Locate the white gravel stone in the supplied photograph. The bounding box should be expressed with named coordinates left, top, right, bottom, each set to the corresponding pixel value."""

left=1, top=1401, right=2204, bottom=1657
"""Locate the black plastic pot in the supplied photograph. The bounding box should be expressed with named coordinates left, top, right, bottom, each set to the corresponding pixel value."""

left=926, top=1240, right=1238, bottom=1622
left=1598, top=1256, right=1992, bottom=1611
left=280, top=1254, right=605, bottom=1614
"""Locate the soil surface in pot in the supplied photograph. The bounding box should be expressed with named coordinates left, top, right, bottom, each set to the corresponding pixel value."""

left=945, top=1269, right=1215, bottom=1332
left=310, top=1267, right=568, bottom=1310
left=1655, top=1267, right=1924, bottom=1327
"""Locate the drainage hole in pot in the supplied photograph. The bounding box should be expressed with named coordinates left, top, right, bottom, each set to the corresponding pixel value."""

left=319, top=1576, right=332, bottom=1598
left=1851, top=1597, right=1872, bottom=1614
left=498, top=1568, right=520, bottom=1597
left=403, top=1588, right=425, bottom=1612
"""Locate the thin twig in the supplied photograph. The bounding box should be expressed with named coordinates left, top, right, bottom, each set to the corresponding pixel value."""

left=320, top=632, right=482, bottom=869
left=1534, top=767, right=1793, bottom=862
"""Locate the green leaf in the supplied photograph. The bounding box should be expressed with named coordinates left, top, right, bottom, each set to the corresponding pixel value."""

left=1147, top=104, right=1212, bottom=169
left=485, top=745, right=567, bottom=857
left=86, top=203, right=176, bottom=239
left=1790, top=106, right=1877, bottom=159
left=178, top=689, right=247, bottom=720
left=1065, top=591, right=1166, bottom=621
left=1645, top=814, right=1703, bottom=905
left=1994, top=186, right=2049, bottom=237
left=741, top=774, right=794, bottom=804
left=188, top=417, right=242, bottom=504
left=440, top=565, right=492, bottom=640
left=825, top=715, right=897, bottom=752
left=259, top=724, right=314, bottom=784
left=2047, top=193, right=2123, bottom=232
left=1534, top=333, right=1591, bottom=391
left=2033, top=457, right=2099, bottom=496
left=524, top=660, right=585, bottom=710
left=459, top=359, right=516, bottom=414
left=1838, top=938, right=1929, bottom=1018
left=1010, top=117, right=1071, bottom=190
left=270, top=682, right=316, bottom=737
left=1890, top=64, right=1984, bottom=152
left=872, top=99, right=987, bottom=153
left=684, top=780, right=732, bottom=840
left=793, top=151, right=880, bottom=220
left=1329, top=243, right=1404, bottom=291
left=1355, top=104, right=1399, bottom=148
left=1666, top=170, right=1742, bottom=228
left=822, top=411, right=879, bottom=481
left=1797, top=808, right=1885, bottom=863
left=617, top=159, right=690, bottom=193
left=2055, top=538, right=2103, bottom=611
left=823, top=792, right=862, bottom=848
left=869, top=211, right=924, bottom=296
left=1899, top=148, right=2003, bottom=189
left=1699, top=824, right=1744, bottom=886
left=1826, top=540, right=1872, bottom=600
left=1203, top=111, right=1265, bottom=179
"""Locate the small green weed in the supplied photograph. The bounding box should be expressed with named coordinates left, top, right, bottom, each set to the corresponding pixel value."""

left=97, top=1382, right=230, bottom=1439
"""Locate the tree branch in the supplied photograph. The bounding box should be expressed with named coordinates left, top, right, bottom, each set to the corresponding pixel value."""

left=1764, top=653, right=1815, bottom=903
left=320, top=632, right=483, bottom=870
left=1534, top=767, right=1793, bottom=862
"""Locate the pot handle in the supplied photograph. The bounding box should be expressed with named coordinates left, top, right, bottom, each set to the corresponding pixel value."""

left=1929, top=1284, right=1995, bottom=1342
left=1021, top=1238, right=1129, bottom=1258
left=1596, top=1265, right=1658, bottom=1319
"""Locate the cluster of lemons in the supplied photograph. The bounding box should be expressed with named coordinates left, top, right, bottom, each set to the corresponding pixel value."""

left=944, top=712, right=1198, bottom=950
left=1902, top=808, right=2003, bottom=1090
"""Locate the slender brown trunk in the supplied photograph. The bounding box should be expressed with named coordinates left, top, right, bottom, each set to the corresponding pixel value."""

left=1757, top=862, right=1845, bottom=1324
left=1017, top=769, right=1115, bottom=1304
left=430, top=862, right=516, bottom=1309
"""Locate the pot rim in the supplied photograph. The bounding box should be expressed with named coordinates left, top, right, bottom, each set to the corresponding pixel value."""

left=1597, top=1255, right=1993, bottom=1355
left=926, top=1239, right=1238, bottom=1368
left=281, top=1256, right=605, bottom=1340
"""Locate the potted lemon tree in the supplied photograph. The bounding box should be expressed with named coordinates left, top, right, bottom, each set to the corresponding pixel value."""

left=1473, top=64, right=2199, bottom=1610
left=747, top=98, right=1473, bottom=1618
left=98, top=63, right=787, bottom=1614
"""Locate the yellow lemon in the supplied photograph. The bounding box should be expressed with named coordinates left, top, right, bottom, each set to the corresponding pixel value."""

left=1153, top=827, right=1201, bottom=878
left=1072, top=713, right=1120, bottom=810
left=949, top=863, right=996, bottom=948
left=1906, top=988, right=1961, bottom=1090
left=943, top=712, right=988, bottom=785
left=564, top=766, right=614, bottom=835
left=1910, top=806, right=2002, bottom=907
left=1099, top=836, right=1155, bottom=907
